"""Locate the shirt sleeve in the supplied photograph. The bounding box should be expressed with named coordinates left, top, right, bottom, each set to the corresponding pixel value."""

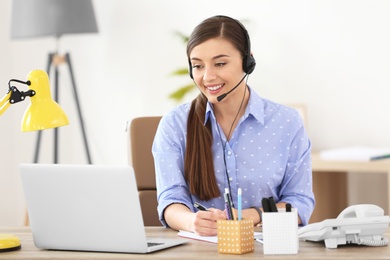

left=278, top=114, right=315, bottom=226
left=152, top=107, right=194, bottom=227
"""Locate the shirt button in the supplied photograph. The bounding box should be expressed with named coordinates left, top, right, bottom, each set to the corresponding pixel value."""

left=228, top=151, right=232, bottom=155
left=229, top=177, right=233, bottom=181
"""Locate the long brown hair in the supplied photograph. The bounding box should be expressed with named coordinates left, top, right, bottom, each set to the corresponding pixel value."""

left=184, top=16, right=248, bottom=201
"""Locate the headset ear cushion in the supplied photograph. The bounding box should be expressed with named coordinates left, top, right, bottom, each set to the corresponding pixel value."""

left=244, top=54, right=256, bottom=74
left=188, top=59, right=193, bottom=79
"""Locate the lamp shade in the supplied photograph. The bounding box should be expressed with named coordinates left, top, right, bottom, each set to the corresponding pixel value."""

left=21, top=70, right=69, bottom=132
left=11, top=0, right=98, bottom=39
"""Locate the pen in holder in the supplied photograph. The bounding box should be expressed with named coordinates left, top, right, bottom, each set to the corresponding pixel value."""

left=262, top=208, right=299, bottom=255
left=217, top=219, right=254, bottom=254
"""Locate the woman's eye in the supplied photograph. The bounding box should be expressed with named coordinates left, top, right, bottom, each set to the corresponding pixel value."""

left=215, top=62, right=226, bottom=67
left=192, top=64, right=202, bottom=69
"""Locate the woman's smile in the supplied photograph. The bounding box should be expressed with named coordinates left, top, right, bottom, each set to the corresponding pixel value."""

left=206, top=83, right=224, bottom=93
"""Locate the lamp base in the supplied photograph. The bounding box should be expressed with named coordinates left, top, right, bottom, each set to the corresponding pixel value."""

left=0, top=234, right=21, bottom=252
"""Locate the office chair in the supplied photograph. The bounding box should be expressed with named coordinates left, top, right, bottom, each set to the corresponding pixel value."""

left=129, top=116, right=162, bottom=226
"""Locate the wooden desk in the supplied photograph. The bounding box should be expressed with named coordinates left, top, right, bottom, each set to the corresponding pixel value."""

left=1, top=226, right=390, bottom=259
left=311, top=153, right=390, bottom=223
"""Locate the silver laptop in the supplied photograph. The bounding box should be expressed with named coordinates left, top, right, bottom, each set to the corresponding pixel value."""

left=20, top=164, right=187, bottom=253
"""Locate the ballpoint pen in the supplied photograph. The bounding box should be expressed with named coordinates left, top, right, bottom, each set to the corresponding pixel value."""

left=223, top=193, right=232, bottom=220
left=224, top=188, right=234, bottom=220
left=194, top=202, right=208, bottom=211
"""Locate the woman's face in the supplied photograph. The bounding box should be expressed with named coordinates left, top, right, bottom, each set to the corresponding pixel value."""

left=189, top=38, right=245, bottom=103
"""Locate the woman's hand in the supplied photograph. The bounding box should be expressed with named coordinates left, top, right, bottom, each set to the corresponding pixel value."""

left=192, top=208, right=226, bottom=236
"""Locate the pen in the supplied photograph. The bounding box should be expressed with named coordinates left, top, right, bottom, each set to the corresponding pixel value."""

left=223, top=193, right=232, bottom=220
left=194, top=202, right=208, bottom=211
left=227, top=188, right=236, bottom=220
left=286, top=203, right=292, bottom=212
left=224, top=188, right=234, bottom=220
left=262, top=197, right=271, bottom=212
left=370, top=154, right=390, bottom=161
left=268, top=197, right=278, bottom=212
left=237, top=188, right=242, bottom=220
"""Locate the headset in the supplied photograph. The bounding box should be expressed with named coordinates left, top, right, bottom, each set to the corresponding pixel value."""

left=188, top=15, right=256, bottom=79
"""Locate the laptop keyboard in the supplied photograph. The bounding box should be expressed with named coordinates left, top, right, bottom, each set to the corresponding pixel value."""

left=147, top=242, right=164, bottom=247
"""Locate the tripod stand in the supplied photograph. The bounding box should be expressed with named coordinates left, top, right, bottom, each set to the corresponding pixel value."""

left=33, top=52, right=92, bottom=164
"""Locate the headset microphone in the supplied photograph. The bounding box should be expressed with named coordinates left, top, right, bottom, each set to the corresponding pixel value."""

left=216, top=74, right=247, bottom=102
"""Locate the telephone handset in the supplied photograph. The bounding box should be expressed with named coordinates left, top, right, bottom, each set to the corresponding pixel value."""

left=298, top=204, right=390, bottom=249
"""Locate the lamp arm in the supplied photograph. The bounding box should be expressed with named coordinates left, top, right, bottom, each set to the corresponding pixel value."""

left=0, top=91, right=12, bottom=116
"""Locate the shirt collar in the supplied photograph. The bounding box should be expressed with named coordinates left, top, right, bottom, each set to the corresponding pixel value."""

left=204, top=86, right=265, bottom=125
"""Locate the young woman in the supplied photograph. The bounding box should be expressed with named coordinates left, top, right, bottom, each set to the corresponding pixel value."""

left=152, top=15, right=315, bottom=236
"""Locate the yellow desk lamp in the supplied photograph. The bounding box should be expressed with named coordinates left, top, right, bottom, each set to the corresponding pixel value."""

left=0, top=69, right=69, bottom=130
left=0, top=69, right=69, bottom=252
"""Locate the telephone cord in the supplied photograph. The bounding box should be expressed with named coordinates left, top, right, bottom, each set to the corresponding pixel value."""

left=356, top=236, right=388, bottom=247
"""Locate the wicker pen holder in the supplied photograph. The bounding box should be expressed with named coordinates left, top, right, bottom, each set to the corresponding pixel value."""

left=217, top=219, right=254, bottom=254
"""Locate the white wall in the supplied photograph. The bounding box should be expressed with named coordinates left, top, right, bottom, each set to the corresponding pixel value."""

left=1, top=0, right=389, bottom=226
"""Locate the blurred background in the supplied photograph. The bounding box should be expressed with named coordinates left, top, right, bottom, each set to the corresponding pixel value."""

left=1, top=0, right=389, bottom=226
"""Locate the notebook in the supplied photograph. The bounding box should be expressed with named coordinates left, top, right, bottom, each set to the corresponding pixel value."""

left=19, top=163, right=187, bottom=253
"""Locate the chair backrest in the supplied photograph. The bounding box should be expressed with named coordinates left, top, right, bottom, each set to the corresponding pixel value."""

left=129, top=116, right=162, bottom=226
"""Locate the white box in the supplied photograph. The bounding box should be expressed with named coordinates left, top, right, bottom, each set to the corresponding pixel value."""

left=262, top=208, right=299, bottom=255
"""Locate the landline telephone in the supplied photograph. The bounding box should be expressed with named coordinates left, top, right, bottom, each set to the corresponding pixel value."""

left=298, top=204, right=390, bottom=249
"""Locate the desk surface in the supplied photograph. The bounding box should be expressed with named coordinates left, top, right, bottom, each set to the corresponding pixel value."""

left=1, top=226, right=390, bottom=260
left=312, top=152, right=390, bottom=172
